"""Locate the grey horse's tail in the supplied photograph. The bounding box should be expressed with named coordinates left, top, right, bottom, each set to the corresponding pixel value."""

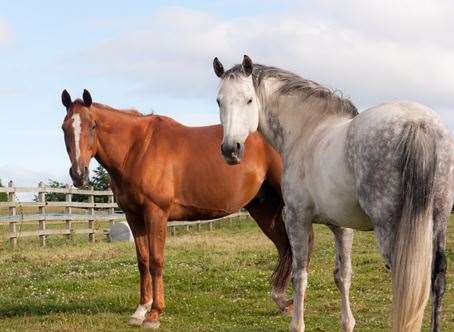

left=392, top=121, right=437, bottom=332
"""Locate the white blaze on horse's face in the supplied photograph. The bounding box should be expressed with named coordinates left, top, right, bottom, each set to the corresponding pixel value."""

left=71, top=113, right=82, bottom=174
left=217, top=74, right=259, bottom=164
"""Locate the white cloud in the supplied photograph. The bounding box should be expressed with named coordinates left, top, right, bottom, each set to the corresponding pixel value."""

left=298, top=0, right=454, bottom=50
left=71, top=2, right=454, bottom=113
left=0, top=165, right=56, bottom=187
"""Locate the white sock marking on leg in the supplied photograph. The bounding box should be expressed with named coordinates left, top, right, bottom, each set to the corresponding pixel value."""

left=131, top=300, right=153, bottom=320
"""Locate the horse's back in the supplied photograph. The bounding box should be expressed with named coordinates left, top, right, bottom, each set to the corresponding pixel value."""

left=352, top=101, right=441, bottom=130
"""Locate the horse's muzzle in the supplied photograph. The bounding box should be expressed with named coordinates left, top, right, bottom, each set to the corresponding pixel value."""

left=69, top=166, right=89, bottom=188
left=221, top=142, right=244, bottom=165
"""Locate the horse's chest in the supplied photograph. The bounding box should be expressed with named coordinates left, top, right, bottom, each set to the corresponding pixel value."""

left=111, top=181, right=145, bottom=213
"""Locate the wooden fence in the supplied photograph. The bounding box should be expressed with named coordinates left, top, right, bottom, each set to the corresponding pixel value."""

left=0, top=181, right=248, bottom=248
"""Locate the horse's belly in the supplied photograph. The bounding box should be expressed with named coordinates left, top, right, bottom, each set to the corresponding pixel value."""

left=168, top=203, right=230, bottom=221
left=317, top=199, right=373, bottom=231
left=311, top=179, right=373, bottom=231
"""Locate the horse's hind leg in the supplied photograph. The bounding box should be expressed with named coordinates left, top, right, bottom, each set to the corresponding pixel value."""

left=431, top=233, right=447, bottom=332
left=328, top=225, right=356, bottom=332
left=430, top=206, right=450, bottom=332
left=142, top=203, right=169, bottom=329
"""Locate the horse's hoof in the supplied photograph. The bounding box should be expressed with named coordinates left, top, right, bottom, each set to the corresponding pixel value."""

left=142, top=320, right=160, bottom=329
left=283, top=303, right=294, bottom=317
left=128, top=316, right=144, bottom=326
left=280, top=299, right=294, bottom=316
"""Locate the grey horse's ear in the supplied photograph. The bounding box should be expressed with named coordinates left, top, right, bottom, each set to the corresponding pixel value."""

left=242, top=55, right=253, bottom=76
left=61, top=89, right=72, bottom=109
left=213, top=57, right=224, bottom=77
left=83, top=89, right=92, bottom=107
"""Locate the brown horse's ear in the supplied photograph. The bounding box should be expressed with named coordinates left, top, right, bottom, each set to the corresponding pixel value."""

left=213, top=57, right=224, bottom=78
left=61, top=89, right=72, bottom=109
left=242, top=54, right=253, bottom=76
left=83, top=89, right=92, bottom=107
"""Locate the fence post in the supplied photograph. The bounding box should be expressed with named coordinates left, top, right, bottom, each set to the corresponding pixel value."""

left=171, top=225, right=176, bottom=237
left=88, top=186, right=95, bottom=243
left=65, top=184, right=72, bottom=239
left=209, top=221, right=213, bottom=231
left=108, top=192, right=115, bottom=226
left=197, top=221, right=201, bottom=232
left=38, top=181, right=47, bottom=246
left=8, top=181, right=17, bottom=249
left=104, top=191, right=116, bottom=242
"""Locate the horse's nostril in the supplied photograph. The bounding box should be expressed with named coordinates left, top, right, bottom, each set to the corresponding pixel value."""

left=236, top=142, right=241, bottom=151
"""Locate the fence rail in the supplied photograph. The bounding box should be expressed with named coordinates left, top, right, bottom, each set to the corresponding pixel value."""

left=0, top=181, right=249, bottom=248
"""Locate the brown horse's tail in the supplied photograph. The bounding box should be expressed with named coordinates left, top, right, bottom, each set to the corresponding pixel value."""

left=270, top=224, right=313, bottom=291
left=392, top=121, right=437, bottom=332
left=270, top=243, right=292, bottom=291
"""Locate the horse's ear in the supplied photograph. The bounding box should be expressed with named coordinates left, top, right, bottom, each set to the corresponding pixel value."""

left=213, top=57, right=224, bottom=78
left=83, top=89, right=92, bottom=107
left=242, top=55, right=253, bottom=76
left=61, top=89, right=72, bottom=109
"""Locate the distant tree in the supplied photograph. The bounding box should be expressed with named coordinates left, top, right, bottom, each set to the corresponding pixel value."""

left=36, top=179, right=87, bottom=202
left=41, top=179, right=65, bottom=202
left=0, top=179, right=8, bottom=202
left=90, top=165, right=110, bottom=191
left=90, top=165, right=110, bottom=203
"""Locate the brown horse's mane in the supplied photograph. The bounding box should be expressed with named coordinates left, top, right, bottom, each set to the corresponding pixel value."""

left=73, top=98, right=150, bottom=117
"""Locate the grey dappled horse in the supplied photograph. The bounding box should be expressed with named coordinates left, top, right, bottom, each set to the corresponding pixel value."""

left=213, top=55, right=454, bottom=332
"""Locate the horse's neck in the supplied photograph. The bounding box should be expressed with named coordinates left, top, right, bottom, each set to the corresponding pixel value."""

left=258, top=94, right=344, bottom=156
left=92, top=106, right=146, bottom=176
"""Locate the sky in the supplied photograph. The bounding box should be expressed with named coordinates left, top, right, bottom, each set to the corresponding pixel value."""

left=1, top=0, right=453, bottom=186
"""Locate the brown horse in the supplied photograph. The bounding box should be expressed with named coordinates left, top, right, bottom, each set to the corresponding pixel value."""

left=60, top=89, right=312, bottom=329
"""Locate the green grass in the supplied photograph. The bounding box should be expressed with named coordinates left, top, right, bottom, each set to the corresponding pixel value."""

left=0, top=217, right=453, bottom=331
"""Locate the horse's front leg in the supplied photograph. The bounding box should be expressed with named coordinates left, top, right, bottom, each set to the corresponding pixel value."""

left=328, top=225, right=355, bottom=332
left=142, top=204, right=169, bottom=329
left=126, top=213, right=153, bottom=326
left=283, top=203, right=313, bottom=332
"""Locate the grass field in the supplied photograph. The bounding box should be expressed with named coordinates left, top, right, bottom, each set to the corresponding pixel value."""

left=0, top=217, right=452, bottom=331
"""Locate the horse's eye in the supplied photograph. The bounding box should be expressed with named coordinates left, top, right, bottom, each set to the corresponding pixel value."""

left=247, top=98, right=253, bottom=104
left=91, top=124, right=96, bottom=130
left=216, top=98, right=221, bottom=107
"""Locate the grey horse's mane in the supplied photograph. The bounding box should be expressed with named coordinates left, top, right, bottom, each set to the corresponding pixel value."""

left=224, top=64, right=358, bottom=118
